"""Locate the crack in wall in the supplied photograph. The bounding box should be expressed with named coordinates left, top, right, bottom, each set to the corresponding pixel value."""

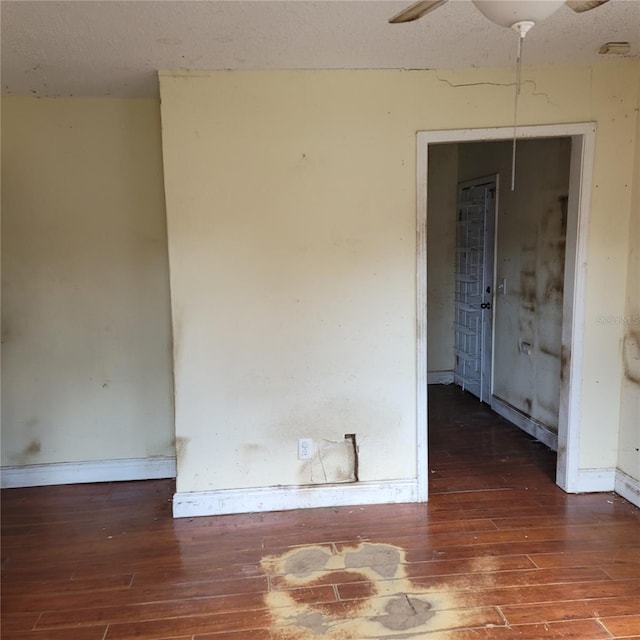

left=434, top=74, right=553, bottom=104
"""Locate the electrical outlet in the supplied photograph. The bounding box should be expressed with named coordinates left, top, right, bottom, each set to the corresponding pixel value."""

left=298, top=438, right=313, bottom=460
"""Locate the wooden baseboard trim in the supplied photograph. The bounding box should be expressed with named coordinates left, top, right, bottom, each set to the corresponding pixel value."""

left=614, top=468, right=640, bottom=508
left=491, top=395, right=558, bottom=451
left=427, top=370, right=454, bottom=385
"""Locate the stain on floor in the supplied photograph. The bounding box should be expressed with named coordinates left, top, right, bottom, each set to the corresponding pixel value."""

left=261, top=542, right=496, bottom=639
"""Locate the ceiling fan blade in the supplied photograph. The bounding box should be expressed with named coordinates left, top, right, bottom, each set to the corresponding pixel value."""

left=565, top=0, right=610, bottom=13
left=388, top=0, right=448, bottom=24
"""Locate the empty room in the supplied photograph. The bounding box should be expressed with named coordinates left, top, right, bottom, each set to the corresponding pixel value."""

left=2, top=1, right=639, bottom=639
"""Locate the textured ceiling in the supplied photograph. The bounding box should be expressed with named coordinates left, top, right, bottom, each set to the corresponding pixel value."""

left=2, top=0, right=639, bottom=98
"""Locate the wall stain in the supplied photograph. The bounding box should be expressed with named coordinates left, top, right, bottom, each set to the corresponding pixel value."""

left=519, top=269, right=537, bottom=313
left=513, top=191, right=567, bottom=426
left=242, top=443, right=265, bottom=457
left=623, top=329, right=640, bottom=386
left=23, top=417, right=39, bottom=430
left=23, top=439, right=41, bottom=456
left=539, top=345, right=560, bottom=358
left=174, top=436, right=190, bottom=464
left=558, top=195, right=569, bottom=234
left=560, top=345, right=571, bottom=384
left=10, top=420, right=41, bottom=464
left=539, top=199, right=567, bottom=307
left=518, top=315, right=535, bottom=346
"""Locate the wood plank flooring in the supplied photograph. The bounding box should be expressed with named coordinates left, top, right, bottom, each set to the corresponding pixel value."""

left=2, top=385, right=639, bottom=639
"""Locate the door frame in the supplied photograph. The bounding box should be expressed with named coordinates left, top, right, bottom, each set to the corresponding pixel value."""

left=416, top=123, right=596, bottom=501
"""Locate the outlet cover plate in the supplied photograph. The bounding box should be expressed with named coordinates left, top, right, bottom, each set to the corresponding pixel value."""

left=298, top=438, right=313, bottom=460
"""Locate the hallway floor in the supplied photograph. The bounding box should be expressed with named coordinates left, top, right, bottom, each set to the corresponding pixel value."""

left=2, top=385, right=639, bottom=639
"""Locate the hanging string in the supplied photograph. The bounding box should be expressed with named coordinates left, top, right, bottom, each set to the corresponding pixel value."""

left=511, top=33, right=524, bottom=192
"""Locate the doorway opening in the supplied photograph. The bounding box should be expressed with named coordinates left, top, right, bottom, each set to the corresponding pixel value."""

left=416, top=123, right=596, bottom=502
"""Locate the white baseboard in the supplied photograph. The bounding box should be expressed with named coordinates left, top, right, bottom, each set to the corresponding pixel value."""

left=1, top=456, right=176, bottom=489
left=574, top=468, right=616, bottom=493
left=614, top=468, right=640, bottom=508
left=173, top=479, right=419, bottom=518
left=427, top=370, right=454, bottom=385
left=491, top=395, right=558, bottom=451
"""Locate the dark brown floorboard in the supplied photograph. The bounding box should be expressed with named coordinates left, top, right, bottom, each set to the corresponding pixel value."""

left=2, top=385, right=639, bottom=639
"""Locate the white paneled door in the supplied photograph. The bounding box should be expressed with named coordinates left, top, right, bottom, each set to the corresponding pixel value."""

left=454, top=178, right=496, bottom=403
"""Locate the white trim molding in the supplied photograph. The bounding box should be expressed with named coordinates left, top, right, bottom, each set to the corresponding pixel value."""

left=173, top=479, right=418, bottom=518
left=427, top=370, right=454, bottom=385
left=1, top=456, right=176, bottom=489
left=543, top=467, right=638, bottom=506
left=575, top=468, right=616, bottom=493
left=491, top=395, right=558, bottom=451
left=416, top=138, right=429, bottom=503
left=556, top=127, right=595, bottom=494
left=615, top=469, right=640, bottom=508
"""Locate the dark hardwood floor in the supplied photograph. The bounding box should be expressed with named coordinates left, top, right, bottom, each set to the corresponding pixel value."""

left=2, top=385, right=639, bottom=639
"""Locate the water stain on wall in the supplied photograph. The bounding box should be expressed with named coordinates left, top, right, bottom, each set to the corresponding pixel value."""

left=10, top=419, right=41, bottom=464
left=519, top=269, right=537, bottom=314
left=23, top=439, right=41, bottom=456
left=539, top=344, right=560, bottom=359
left=174, top=436, right=190, bottom=464
left=512, top=189, right=567, bottom=424
left=539, top=197, right=568, bottom=307
left=560, top=345, right=571, bottom=384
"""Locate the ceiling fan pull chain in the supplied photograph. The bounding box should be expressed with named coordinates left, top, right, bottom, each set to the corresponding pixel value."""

left=511, top=32, right=524, bottom=192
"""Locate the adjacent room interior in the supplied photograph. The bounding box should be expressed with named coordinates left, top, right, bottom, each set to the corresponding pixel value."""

left=427, top=136, right=573, bottom=477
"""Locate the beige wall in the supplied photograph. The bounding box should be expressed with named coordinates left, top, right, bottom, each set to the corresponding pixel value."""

left=160, top=62, right=638, bottom=495
left=160, top=73, right=418, bottom=492
left=427, top=144, right=457, bottom=374
left=458, top=138, right=571, bottom=430
left=617, top=71, right=640, bottom=483
left=1, top=97, right=175, bottom=466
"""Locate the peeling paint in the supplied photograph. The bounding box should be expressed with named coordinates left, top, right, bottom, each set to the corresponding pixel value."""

left=301, top=437, right=357, bottom=485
